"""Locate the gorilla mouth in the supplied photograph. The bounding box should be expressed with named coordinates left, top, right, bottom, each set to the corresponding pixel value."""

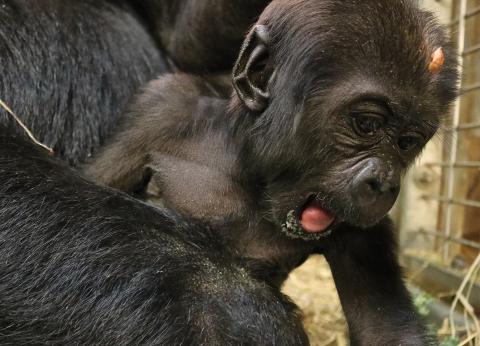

left=299, top=198, right=336, bottom=233
left=281, top=195, right=340, bottom=241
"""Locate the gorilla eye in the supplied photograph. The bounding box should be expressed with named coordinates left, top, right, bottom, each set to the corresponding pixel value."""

left=353, top=114, right=385, bottom=136
left=398, top=135, right=422, bottom=151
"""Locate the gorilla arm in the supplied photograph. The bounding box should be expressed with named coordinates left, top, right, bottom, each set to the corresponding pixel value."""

left=323, top=220, right=433, bottom=346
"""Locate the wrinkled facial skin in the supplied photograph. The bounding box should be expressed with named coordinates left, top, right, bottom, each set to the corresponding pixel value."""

left=265, top=78, right=444, bottom=240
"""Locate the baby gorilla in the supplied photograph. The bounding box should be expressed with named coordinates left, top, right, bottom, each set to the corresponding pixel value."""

left=86, top=0, right=458, bottom=344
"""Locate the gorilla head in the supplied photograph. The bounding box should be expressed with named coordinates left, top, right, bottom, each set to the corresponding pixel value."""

left=231, top=0, right=458, bottom=239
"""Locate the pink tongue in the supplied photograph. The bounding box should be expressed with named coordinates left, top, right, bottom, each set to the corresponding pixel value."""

left=300, top=201, right=335, bottom=233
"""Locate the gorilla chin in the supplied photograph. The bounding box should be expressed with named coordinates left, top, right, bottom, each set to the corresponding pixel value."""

left=281, top=190, right=399, bottom=241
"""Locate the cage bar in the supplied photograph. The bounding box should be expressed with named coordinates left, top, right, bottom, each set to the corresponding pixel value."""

left=442, top=0, right=468, bottom=261
left=418, top=229, right=480, bottom=250
left=426, top=161, right=480, bottom=168
left=424, top=195, right=480, bottom=209
left=449, top=4, right=480, bottom=25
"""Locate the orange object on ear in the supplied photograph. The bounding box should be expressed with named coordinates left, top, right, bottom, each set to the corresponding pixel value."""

left=429, top=47, right=445, bottom=73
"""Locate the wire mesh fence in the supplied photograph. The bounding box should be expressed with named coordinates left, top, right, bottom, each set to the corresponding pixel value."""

left=400, top=1, right=480, bottom=345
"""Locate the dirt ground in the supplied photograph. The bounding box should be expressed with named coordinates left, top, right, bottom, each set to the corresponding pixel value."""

left=282, top=255, right=348, bottom=346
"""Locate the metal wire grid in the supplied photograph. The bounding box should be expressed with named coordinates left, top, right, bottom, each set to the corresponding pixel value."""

left=419, top=0, right=480, bottom=261
left=415, top=1, right=480, bottom=344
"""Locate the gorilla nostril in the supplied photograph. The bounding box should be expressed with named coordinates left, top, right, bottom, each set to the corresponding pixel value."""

left=359, top=177, right=399, bottom=201
left=365, top=178, right=382, bottom=193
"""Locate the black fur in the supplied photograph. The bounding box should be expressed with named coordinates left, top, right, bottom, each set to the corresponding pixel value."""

left=0, top=1, right=166, bottom=164
left=0, top=129, right=308, bottom=345
left=133, top=0, right=270, bottom=73
left=324, top=219, right=435, bottom=345
left=0, top=0, right=267, bottom=164
left=86, top=1, right=458, bottom=345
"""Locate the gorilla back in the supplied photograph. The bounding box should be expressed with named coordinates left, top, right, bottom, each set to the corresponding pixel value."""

left=0, top=0, right=268, bottom=164
left=0, top=130, right=307, bottom=345
left=0, top=0, right=168, bottom=164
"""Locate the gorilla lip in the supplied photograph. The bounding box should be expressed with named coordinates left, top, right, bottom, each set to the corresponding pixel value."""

left=299, top=198, right=336, bottom=233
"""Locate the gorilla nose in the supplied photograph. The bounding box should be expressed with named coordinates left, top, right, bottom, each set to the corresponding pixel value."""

left=351, top=158, right=400, bottom=219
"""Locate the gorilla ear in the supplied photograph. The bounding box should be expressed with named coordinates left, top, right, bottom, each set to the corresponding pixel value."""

left=233, top=25, right=274, bottom=112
